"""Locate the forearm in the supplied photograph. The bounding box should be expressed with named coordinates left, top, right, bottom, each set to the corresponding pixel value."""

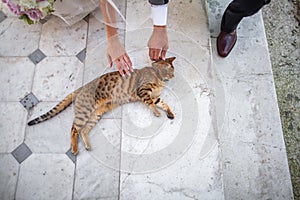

left=99, top=0, right=118, bottom=38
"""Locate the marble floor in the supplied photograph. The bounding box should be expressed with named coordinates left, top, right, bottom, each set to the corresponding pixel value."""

left=0, top=0, right=293, bottom=199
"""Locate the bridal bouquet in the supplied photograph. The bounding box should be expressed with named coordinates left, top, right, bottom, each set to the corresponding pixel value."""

left=2, top=0, right=56, bottom=24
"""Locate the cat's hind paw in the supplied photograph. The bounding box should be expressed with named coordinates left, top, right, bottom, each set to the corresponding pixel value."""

left=71, top=148, right=79, bottom=156
left=167, top=112, right=175, bottom=120
left=85, top=145, right=91, bottom=151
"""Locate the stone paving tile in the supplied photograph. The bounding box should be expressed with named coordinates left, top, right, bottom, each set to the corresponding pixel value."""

left=84, top=13, right=119, bottom=84
left=207, top=0, right=293, bottom=198
left=28, top=49, right=47, bottom=65
left=0, top=102, right=27, bottom=153
left=119, top=51, right=219, bottom=199
left=20, top=92, right=39, bottom=111
left=216, top=74, right=293, bottom=199
left=206, top=0, right=230, bottom=37
left=11, top=143, right=32, bottom=164
left=74, top=119, right=121, bottom=199
left=0, top=57, right=35, bottom=101
left=209, top=14, right=272, bottom=78
left=77, top=118, right=121, bottom=169
left=0, top=18, right=41, bottom=56
left=32, top=56, right=84, bottom=101
left=0, top=154, right=19, bottom=200
left=40, top=16, right=88, bottom=56
left=76, top=47, right=86, bottom=63
left=168, top=0, right=210, bottom=46
left=74, top=150, right=120, bottom=200
left=0, top=10, right=7, bottom=23
left=218, top=75, right=287, bottom=148
left=120, top=142, right=223, bottom=200
left=65, top=148, right=76, bottom=163
left=119, top=1, right=222, bottom=199
left=16, top=154, right=74, bottom=200
left=26, top=102, right=74, bottom=153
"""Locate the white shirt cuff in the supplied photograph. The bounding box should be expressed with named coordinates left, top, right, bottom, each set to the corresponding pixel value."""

left=151, top=4, right=168, bottom=26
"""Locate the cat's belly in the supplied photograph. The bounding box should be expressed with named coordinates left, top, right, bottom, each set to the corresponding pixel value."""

left=111, top=92, right=137, bottom=104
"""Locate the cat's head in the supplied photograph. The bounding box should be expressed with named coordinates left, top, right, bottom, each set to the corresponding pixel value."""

left=152, top=57, right=176, bottom=81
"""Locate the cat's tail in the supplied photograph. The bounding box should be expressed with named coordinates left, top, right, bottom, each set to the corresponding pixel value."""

left=27, top=89, right=81, bottom=126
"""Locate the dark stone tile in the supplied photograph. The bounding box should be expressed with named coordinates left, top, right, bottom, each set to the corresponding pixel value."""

left=39, top=15, right=52, bottom=24
left=11, top=143, right=32, bottom=164
left=20, top=92, right=39, bottom=110
left=66, top=149, right=76, bottom=164
left=28, top=49, right=46, bottom=65
left=83, top=14, right=89, bottom=23
left=0, top=10, right=7, bottom=23
left=76, top=48, right=86, bottom=63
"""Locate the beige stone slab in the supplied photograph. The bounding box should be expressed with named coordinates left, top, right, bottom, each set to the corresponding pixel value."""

left=0, top=154, right=19, bottom=200
left=74, top=150, right=120, bottom=200
left=0, top=103, right=27, bottom=153
left=74, top=119, right=121, bottom=199
left=207, top=0, right=293, bottom=198
left=26, top=102, right=73, bottom=153
left=32, top=56, right=83, bottom=101
left=120, top=0, right=223, bottom=199
left=16, top=154, right=74, bottom=200
left=40, top=16, right=87, bottom=56
left=0, top=18, right=41, bottom=56
left=216, top=73, right=294, bottom=199
left=120, top=145, right=223, bottom=200
left=84, top=13, right=113, bottom=84
left=0, top=57, right=35, bottom=101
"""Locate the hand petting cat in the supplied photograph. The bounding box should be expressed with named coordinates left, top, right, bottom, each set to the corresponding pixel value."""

left=106, top=36, right=133, bottom=77
left=148, top=25, right=169, bottom=61
left=99, top=0, right=169, bottom=77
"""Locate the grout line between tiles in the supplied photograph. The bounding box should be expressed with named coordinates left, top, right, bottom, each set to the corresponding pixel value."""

left=81, top=16, right=89, bottom=86
left=118, top=1, right=127, bottom=199
left=4, top=21, right=42, bottom=197
left=71, top=16, right=89, bottom=200
left=13, top=161, right=21, bottom=200
left=71, top=155, right=77, bottom=200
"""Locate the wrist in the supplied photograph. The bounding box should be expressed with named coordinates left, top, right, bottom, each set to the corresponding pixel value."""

left=153, top=25, right=167, bottom=34
left=105, top=27, right=118, bottom=38
left=154, top=25, right=166, bottom=28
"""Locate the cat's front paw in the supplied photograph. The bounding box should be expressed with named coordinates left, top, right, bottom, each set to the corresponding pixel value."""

left=167, top=112, right=174, bottom=120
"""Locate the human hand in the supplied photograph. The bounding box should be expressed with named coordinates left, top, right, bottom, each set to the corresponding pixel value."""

left=106, top=36, right=133, bottom=77
left=148, top=25, right=168, bottom=61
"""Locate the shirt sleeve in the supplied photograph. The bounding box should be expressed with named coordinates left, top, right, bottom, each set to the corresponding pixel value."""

left=149, top=0, right=168, bottom=26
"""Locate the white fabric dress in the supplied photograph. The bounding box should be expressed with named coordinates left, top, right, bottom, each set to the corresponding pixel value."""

left=52, top=0, right=128, bottom=27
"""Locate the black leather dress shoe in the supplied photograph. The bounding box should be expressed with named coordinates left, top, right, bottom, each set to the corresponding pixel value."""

left=217, top=30, right=237, bottom=57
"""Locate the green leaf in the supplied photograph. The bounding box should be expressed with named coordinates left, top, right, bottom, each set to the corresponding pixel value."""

left=19, top=14, right=34, bottom=25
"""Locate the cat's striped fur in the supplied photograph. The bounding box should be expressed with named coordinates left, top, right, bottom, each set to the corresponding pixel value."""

left=28, top=57, right=176, bottom=155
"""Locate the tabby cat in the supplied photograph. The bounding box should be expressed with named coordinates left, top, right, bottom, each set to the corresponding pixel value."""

left=28, top=57, right=176, bottom=155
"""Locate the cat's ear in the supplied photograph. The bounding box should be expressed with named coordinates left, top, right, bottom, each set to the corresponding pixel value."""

left=165, top=57, right=176, bottom=64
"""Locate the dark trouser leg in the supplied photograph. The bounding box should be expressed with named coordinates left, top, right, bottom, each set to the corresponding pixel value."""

left=221, top=0, right=271, bottom=33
